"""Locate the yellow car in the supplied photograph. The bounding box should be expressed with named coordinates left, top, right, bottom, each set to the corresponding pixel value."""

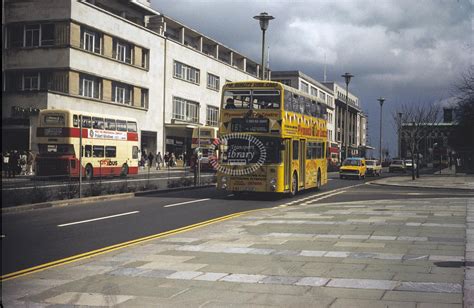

left=339, top=157, right=367, bottom=179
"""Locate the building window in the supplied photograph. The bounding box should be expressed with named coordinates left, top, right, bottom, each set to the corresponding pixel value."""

left=8, top=23, right=55, bottom=48
left=141, top=49, right=149, bottom=69
left=207, top=73, right=220, bottom=91
left=320, top=91, right=326, bottom=101
left=206, top=106, right=219, bottom=126
left=81, top=27, right=102, bottom=54
left=172, top=97, right=199, bottom=123
left=112, top=82, right=132, bottom=105
left=141, top=89, right=149, bottom=108
left=113, top=39, right=133, bottom=64
left=24, top=24, right=40, bottom=47
left=300, top=81, right=309, bottom=93
left=79, top=74, right=101, bottom=99
left=173, top=61, right=200, bottom=84
left=310, top=86, right=318, bottom=97
left=23, top=72, right=40, bottom=91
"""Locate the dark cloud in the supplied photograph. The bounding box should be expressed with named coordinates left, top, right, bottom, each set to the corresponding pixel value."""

left=152, top=0, right=472, bottom=156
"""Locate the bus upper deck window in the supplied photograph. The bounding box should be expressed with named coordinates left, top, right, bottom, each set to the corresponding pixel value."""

left=92, top=117, right=104, bottom=129
left=105, top=119, right=116, bottom=130
left=117, top=120, right=127, bottom=132
left=44, top=114, right=65, bottom=125
left=127, top=121, right=137, bottom=132
left=82, top=116, right=92, bottom=128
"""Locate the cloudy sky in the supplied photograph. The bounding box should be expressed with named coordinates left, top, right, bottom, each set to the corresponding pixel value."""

left=151, top=0, right=472, bottom=156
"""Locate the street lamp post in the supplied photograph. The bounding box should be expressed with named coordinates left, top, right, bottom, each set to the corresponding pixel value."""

left=341, top=73, right=353, bottom=160
left=377, top=97, right=386, bottom=162
left=397, top=112, right=403, bottom=158
left=253, top=12, right=274, bottom=80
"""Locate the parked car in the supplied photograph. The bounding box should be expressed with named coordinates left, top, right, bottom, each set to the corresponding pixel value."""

left=366, top=160, right=382, bottom=176
left=388, top=159, right=406, bottom=173
left=404, top=159, right=417, bottom=171
left=339, top=157, right=367, bottom=179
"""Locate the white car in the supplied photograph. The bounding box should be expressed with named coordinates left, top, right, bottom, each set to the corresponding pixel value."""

left=404, top=160, right=417, bottom=171
left=366, top=160, right=382, bottom=176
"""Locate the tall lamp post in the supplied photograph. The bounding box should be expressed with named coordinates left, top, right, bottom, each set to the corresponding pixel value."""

left=254, top=12, right=274, bottom=80
left=397, top=112, right=403, bottom=158
left=377, top=97, right=386, bottom=162
left=341, top=73, right=353, bottom=160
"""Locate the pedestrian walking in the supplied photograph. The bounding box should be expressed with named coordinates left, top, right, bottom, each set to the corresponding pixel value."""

left=164, top=152, right=170, bottom=167
left=2, top=151, right=10, bottom=177
left=27, top=150, right=35, bottom=175
left=170, top=153, right=176, bottom=167
left=8, top=150, right=19, bottom=178
left=156, top=152, right=163, bottom=170
left=147, top=151, right=154, bottom=170
left=19, top=151, right=28, bottom=175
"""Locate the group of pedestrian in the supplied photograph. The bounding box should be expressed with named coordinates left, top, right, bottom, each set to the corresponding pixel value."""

left=139, top=149, right=191, bottom=171
left=1, top=149, right=35, bottom=178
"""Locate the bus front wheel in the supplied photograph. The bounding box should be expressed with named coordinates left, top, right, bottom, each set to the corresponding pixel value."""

left=120, top=164, right=129, bottom=177
left=290, top=172, right=298, bottom=197
left=85, top=164, right=93, bottom=180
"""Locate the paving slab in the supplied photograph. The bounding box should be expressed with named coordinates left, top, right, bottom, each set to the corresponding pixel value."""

left=3, top=196, right=472, bottom=307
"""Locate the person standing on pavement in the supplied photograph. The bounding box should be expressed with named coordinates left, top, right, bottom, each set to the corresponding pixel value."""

left=2, top=151, right=10, bottom=177
left=26, top=150, right=35, bottom=175
left=8, top=150, right=19, bottom=178
left=156, top=151, right=163, bottom=170
left=147, top=151, right=154, bottom=170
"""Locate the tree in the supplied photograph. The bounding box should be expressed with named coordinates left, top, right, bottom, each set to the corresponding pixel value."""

left=449, top=66, right=474, bottom=172
left=394, top=103, right=441, bottom=180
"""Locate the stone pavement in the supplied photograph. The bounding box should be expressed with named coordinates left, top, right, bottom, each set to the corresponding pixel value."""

left=372, top=168, right=474, bottom=191
left=3, top=192, right=473, bottom=307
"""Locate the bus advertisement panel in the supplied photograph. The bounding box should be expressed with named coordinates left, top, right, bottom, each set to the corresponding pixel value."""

left=215, top=81, right=328, bottom=196
left=35, top=109, right=139, bottom=179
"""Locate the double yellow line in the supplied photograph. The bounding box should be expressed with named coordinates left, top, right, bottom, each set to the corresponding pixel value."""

left=1, top=210, right=261, bottom=282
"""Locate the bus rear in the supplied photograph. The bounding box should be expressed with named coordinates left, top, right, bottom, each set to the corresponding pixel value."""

left=191, top=127, right=218, bottom=170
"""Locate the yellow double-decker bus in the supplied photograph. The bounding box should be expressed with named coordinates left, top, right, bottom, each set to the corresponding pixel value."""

left=215, top=81, right=328, bottom=195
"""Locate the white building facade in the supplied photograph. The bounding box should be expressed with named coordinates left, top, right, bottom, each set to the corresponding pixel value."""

left=2, top=0, right=259, bottom=157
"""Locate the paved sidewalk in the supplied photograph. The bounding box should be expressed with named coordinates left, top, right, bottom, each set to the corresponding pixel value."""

left=372, top=168, right=474, bottom=191
left=3, top=194, right=472, bottom=307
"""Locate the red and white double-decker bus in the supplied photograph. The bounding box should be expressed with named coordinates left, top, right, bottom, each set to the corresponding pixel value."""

left=327, top=142, right=340, bottom=170
left=35, top=109, right=139, bottom=179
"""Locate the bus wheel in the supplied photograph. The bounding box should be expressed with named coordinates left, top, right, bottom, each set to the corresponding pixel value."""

left=316, top=170, right=322, bottom=190
left=120, top=164, right=128, bottom=177
left=85, top=164, right=93, bottom=180
left=290, top=172, right=298, bottom=196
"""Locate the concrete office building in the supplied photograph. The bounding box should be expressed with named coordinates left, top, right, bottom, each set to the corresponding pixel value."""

left=2, top=0, right=259, bottom=157
left=323, top=82, right=367, bottom=158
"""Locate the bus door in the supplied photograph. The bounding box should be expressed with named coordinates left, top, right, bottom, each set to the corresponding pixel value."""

left=299, top=139, right=306, bottom=188
left=284, top=139, right=292, bottom=190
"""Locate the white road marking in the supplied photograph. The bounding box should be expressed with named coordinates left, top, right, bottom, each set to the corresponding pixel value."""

left=164, top=198, right=211, bottom=208
left=58, top=211, right=139, bottom=227
left=1, top=235, right=5, bottom=238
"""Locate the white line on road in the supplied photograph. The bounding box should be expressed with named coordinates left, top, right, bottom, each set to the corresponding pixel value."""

left=164, top=198, right=211, bottom=208
left=57, top=211, right=139, bottom=227
left=1, top=235, right=5, bottom=238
